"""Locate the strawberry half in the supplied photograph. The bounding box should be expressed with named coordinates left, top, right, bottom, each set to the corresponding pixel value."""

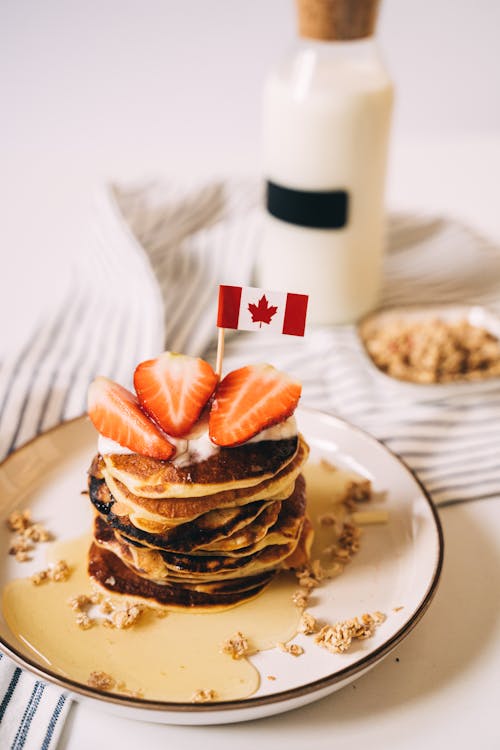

left=87, top=376, right=175, bottom=460
left=134, top=352, right=218, bottom=437
left=209, top=363, right=301, bottom=447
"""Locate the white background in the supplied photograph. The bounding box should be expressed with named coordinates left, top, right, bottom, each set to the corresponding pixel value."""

left=1, top=2, right=500, bottom=748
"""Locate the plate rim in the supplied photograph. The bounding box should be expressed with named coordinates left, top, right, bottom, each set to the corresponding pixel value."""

left=0, top=409, right=444, bottom=714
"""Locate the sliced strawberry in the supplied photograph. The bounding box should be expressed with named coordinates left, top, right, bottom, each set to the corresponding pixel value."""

left=87, top=376, right=175, bottom=460
left=133, top=352, right=218, bottom=437
left=209, top=364, right=301, bottom=447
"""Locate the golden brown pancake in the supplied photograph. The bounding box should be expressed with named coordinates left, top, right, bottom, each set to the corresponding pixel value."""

left=196, top=501, right=282, bottom=554
left=282, top=516, right=314, bottom=570
left=88, top=543, right=276, bottom=612
left=102, top=437, right=299, bottom=498
left=86, top=424, right=312, bottom=612
left=89, top=474, right=282, bottom=554
left=92, top=437, right=309, bottom=529
left=92, top=475, right=306, bottom=583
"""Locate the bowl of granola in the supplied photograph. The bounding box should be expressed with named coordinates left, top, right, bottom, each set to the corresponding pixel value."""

left=357, top=304, right=500, bottom=397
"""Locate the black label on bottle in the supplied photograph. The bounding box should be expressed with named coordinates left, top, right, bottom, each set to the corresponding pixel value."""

left=266, top=181, right=349, bottom=230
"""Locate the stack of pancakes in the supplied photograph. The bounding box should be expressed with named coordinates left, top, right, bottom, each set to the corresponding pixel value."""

left=87, top=433, right=311, bottom=611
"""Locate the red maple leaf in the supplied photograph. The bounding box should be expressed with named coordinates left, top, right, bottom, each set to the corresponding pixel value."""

left=248, top=295, right=278, bottom=328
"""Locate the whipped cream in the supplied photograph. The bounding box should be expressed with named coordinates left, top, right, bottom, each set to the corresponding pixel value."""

left=247, top=415, right=297, bottom=443
left=97, top=435, right=134, bottom=456
left=97, top=415, right=298, bottom=465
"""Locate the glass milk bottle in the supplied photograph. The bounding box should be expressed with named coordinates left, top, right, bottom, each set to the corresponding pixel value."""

left=258, top=0, right=393, bottom=325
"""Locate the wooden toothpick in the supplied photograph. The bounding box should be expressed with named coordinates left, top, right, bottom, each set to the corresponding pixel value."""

left=215, top=328, right=225, bottom=378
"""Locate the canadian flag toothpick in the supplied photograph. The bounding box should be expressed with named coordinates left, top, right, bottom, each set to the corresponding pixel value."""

left=217, top=285, right=308, bottom=336
left=215, top=284, right=309, bottom=376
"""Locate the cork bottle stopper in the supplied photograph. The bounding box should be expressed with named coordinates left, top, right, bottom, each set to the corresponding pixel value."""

left=296, top=0, right=381, bottom=41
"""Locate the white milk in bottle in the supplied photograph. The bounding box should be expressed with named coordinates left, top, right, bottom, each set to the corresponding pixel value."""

left=258, top=0, right=393, bottom=325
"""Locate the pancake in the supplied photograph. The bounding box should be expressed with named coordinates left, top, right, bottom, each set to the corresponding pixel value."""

left=93, top=437, right=309, bottom=528
left=102, top=437, right=299, bottom=498
left=196, top=501, right=282, bottom=554
left=85, top=406, right=311, bottom=612
left=92, top=475, right=306, bottom=583
left=282, top=516, right=314, bottom=570
left=88, top=543, right=276, bottom=612
left=89, top=474, right=282, bottom=554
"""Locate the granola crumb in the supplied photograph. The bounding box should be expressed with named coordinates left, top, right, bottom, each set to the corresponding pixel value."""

left=116, top=681, right=144, bottom=699
left=75, top=613, right=94, bottom=630
left=292, top=589, right=309, bottom=609
left=322, top=559, right=344, bottom=578
left=6, top=511, right=53, bottom=554
left=23, top=523, right=52, bottom=543
left=221, top=631, right=250, bottom=660
left=50, top=560, right=71, bottom=582
left=69, top=595, right=146, bottom=630
left=343, top=479, right=372, bottom=509
left=68, top=591, right=103, bottom=628
left=191, top=688, right=217, bottom=703
left=109, top=602, right=144, bottom=630
left=277, top=641, right=304, bottom=657
left=6, top=510, right=32, bottom=532
left=9, top=538, right=34, bottom=562
left=298, top=612, right=317, bottom=635
left=31, top=559, right=70, bottom=585
left=296, top=559, right=326, bottom=590
left=31, top=569, right=49, bottom=585
left=319, top=513, right=337, bottom=527
left=68, top=594, right=93, bottom=611
left=267, top=675, right=277, bottom=681
left=15, top=550, right=32, bottom=562
left=333, top=523, right=362, bottom=565
left=311, top=559, right=326, bottom=581
left=99, top=598, right=113, bottom=615
left=393, top=606, right=404, bottom=612
left=314, top=611, right=386, bottom=654
left=296, top=570, right=317, bottom=589
left=87, top=671, right=116, bottom=691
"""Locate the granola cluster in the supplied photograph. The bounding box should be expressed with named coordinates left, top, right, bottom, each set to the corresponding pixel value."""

left=191, top=688, right=218, bottom=703
left=298, top=612, right=317, bottom=635
left=324, top=522, right=361, bottom=564
left=86, top=671, right=142, bottom=698
left=31, top=560, right=70, bottom=585
left=314, top=612, right=386, bottom=654
left=363, top=317, right=500, bottom=384
left=87, top=671, right=116, bottom=691
left=277, top=641, right=304, bottom=657
left=221, top=631, right=250, bottom=660
left=6, top=509, right=52, bottom=562
left=67, top=592, right=145, bottom=630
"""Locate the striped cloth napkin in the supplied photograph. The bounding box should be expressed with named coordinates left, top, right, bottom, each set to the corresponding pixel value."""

left=1, top=178, right=500, bottom=747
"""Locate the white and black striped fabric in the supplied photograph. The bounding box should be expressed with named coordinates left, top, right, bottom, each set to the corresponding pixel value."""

left=1, top=178, right=499, bottom=747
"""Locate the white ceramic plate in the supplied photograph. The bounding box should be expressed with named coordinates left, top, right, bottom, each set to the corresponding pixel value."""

left=0, top=410, right=443, bottom=725
left=357, top=303, right=500, bottom=399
